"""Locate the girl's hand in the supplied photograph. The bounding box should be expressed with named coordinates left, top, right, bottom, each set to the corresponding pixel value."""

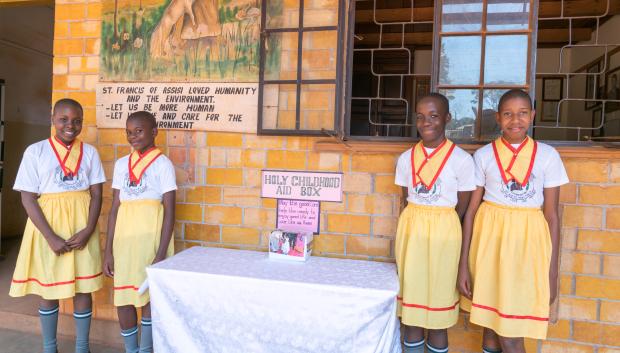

left=103, top=253, right=115, bottom=277
left=46, top=234, right=71, bottom=255
left=457, top=265, right=472, bottom=299
left=549, top=268, right=559, bottom=304
left=152, top=254, right=166, bottom=265
left=66, top=228, right=92, bottom=250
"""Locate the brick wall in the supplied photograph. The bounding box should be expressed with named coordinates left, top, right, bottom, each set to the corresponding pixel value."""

left=51, top=1, right=620, bottom=352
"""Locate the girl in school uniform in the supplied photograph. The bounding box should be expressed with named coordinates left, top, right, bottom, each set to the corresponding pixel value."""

left=103, top=111, right=176, bottom=353
left=10, top=98, right=106, bottom=353
left=458, top=89, right=568, bottom=353
left=395, top=93, right=476, bottom=353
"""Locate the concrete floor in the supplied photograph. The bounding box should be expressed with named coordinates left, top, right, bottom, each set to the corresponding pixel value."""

left=0, top=328, right=120, bottom=353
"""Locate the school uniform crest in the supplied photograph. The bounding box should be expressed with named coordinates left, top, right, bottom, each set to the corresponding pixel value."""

left=412, top=178, right=442, bottom=204
left=53, top=165, right=87, bottom=190
left=122, top=172, right=148, bottom=196
left=500, top=173, right=536, bottom=202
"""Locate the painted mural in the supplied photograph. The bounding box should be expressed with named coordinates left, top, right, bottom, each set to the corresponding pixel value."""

left=100, top=0, right=263, bottom=82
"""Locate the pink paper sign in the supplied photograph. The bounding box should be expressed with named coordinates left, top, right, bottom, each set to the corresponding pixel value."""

left=261, top=170, right=343, bottom=202
left=277, top=199, right=320, bottom=233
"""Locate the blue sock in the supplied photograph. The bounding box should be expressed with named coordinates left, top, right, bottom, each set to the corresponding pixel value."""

left=403, top=339, right=424, bottom=353
left=39, top=306, right=59, bottom=353
left=121, top=326, right=140, bottom=353
left=483, top=348, right=503, bottom=353
left=426, top=342, right=449, bottom=353
left=139, top=318, right=153, bottom=353
left=74, top=309, right=92, bottom=353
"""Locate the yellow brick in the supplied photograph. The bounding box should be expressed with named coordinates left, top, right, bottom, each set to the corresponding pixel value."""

left=304, top=31, right=338, bottom=50
left=351, top=154, right=397, bottom=173
left=307, top=152, right=340, bottom=171
left=347, top=194, right=394, bottom=215
left=577, top=230, right=620, bottom=253
left=372, top=216, right=398, bottom=236
left=86, top=2, right=102, bottom=20
left=206, top=132, right=243, bottom=147
left=575, top=276, right=620, bottom=300
left=67, top=75, right=83, bottom=90
left=266, top=150, right=307, bottom=169
left=117, top=145, right=131, bottom=157
left=222, top=226, right=260, bottom=245
left=541, top=341, right=594, bottom=353
left=204, top=206, right=242, bottom=225
left=600, top=349, right=620, bottom=353
left=97, top=145, right=115, bottom=162
left=185, top=223, right=220, bottom=242
left=607, top=208, right=620, bottom=229
left=69, top=57, right=98, bottom=73
left=244, top=169, right=262, bottom=187
left=562, top=227, right=577, bottom=249
left=286, top=137, right=314, bottom=150
left=68, top=91, right=96, bottom=107
left=611, top=160, right=620, bottom=182
left=52, top=75, right=70, bottom=90
left=374, top=175, right=401, bottom=195
left=327, top=214, right=370, bottom=234
left=562, top=205, right=602, bottom=228
left=558, top=297, right=598, bottom=320
left=573, top=321, right=620, bottom=346
left=225, top=149, right=242, bottom=168
left=342, top=173, right=372, bottom=193
left=346, top=236, right=391, bottom=257
left=313, top=234, right=345, bottom=254
left=176, top=204, right=202, bottom=222
left=579, top=185, right=620, bottom=205
left=244, top=135, right=284, bottom=149
left=262, top=198, right=277, bottom=208
left=52, top=57, right=69, bottom=76
left=560, top=274, right=573, bottom=295
left=321, top=199, right=345, bottom=212
left=547, top=319, right=571, bottom=339
left=564, top=159, right=608, bottom=183
left=53, top=39, right=84, bottom=56
left=82, top=107, right=96, bottom=124
left=603, top=255, right=620, bottom=277
left=208, top=148, right=225, bottom=166
left=84, top=75, right=98, bottom=90
left=85, top=38, right=99, bottom=55
left=206, top=168, right=243, bottom=185
left=600, top=301, right=620, bottom=322
left=54, top=22, right=69, bottom=38
left=186, top=186, right=221, bottom=203
left=70, top=21, right=100, bottom=38
left=55, top=3, right=85, bottom=21
left=560, top=252, right=600, bottom=275
left=98, top=129, right=127, bottom=145
left=222, top=187, right=261, bottom=207
left=243, top=208, right=276, bottom=227
left=560, top=183, right=577, bottom=203
left=241, top=150, right=266, bottom=168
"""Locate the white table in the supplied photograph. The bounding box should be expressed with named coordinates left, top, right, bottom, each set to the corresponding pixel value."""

left=147, top=246, right=401, bottom=353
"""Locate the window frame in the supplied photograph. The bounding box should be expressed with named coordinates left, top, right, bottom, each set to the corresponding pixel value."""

left=256, top=0, right=347, bottom=136
left=430, top=0, right=539, bottom=142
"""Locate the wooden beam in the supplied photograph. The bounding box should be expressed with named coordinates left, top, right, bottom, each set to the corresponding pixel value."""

left=353, top=28, right=592, bottom=46
left=355, top=0, right=620, bottom=24
left=0, top=0, right=52, bottom=6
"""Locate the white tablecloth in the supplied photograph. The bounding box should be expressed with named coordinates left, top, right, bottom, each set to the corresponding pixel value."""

left=146, top=246, right=401, bottom=353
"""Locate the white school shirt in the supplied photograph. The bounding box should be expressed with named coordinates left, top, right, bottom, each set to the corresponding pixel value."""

left=112, top=154, right=177, bottom=202
left=13, top=139, right=106, bottom=194
left=474, top=141, right=569, bottom=207
left=395, top=145, right=477, bottom=207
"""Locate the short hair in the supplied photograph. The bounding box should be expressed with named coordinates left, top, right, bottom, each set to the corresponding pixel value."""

left=498, top=89, right=533, bottom=111
left=418, top=92, right=450, bottom=113
left=53, top=98, right=83, bottom=115
left=127, top=111, right=157, bottom=129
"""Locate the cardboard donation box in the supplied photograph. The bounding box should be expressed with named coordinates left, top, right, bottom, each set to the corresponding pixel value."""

left=268, top=230, right=313, bottom=261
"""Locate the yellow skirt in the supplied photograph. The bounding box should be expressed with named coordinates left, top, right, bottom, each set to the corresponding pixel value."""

left=113, top=199, right=173, bottom=307
left=461, top=201, right=551, bottom=339
left=9, top=191, right=103, bottom=300
left=395, top=203, right=461, bottom=329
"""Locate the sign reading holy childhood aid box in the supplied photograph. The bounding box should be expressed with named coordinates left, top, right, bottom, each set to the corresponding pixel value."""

left=262, top=170, right=343, bottom=261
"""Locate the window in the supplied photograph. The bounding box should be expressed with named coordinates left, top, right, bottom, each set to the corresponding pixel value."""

left=258, top=0, right=620, bottom=143
left=434, top=0, right=534, bottom=141
left=257, top=0, right=345, bottom=135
